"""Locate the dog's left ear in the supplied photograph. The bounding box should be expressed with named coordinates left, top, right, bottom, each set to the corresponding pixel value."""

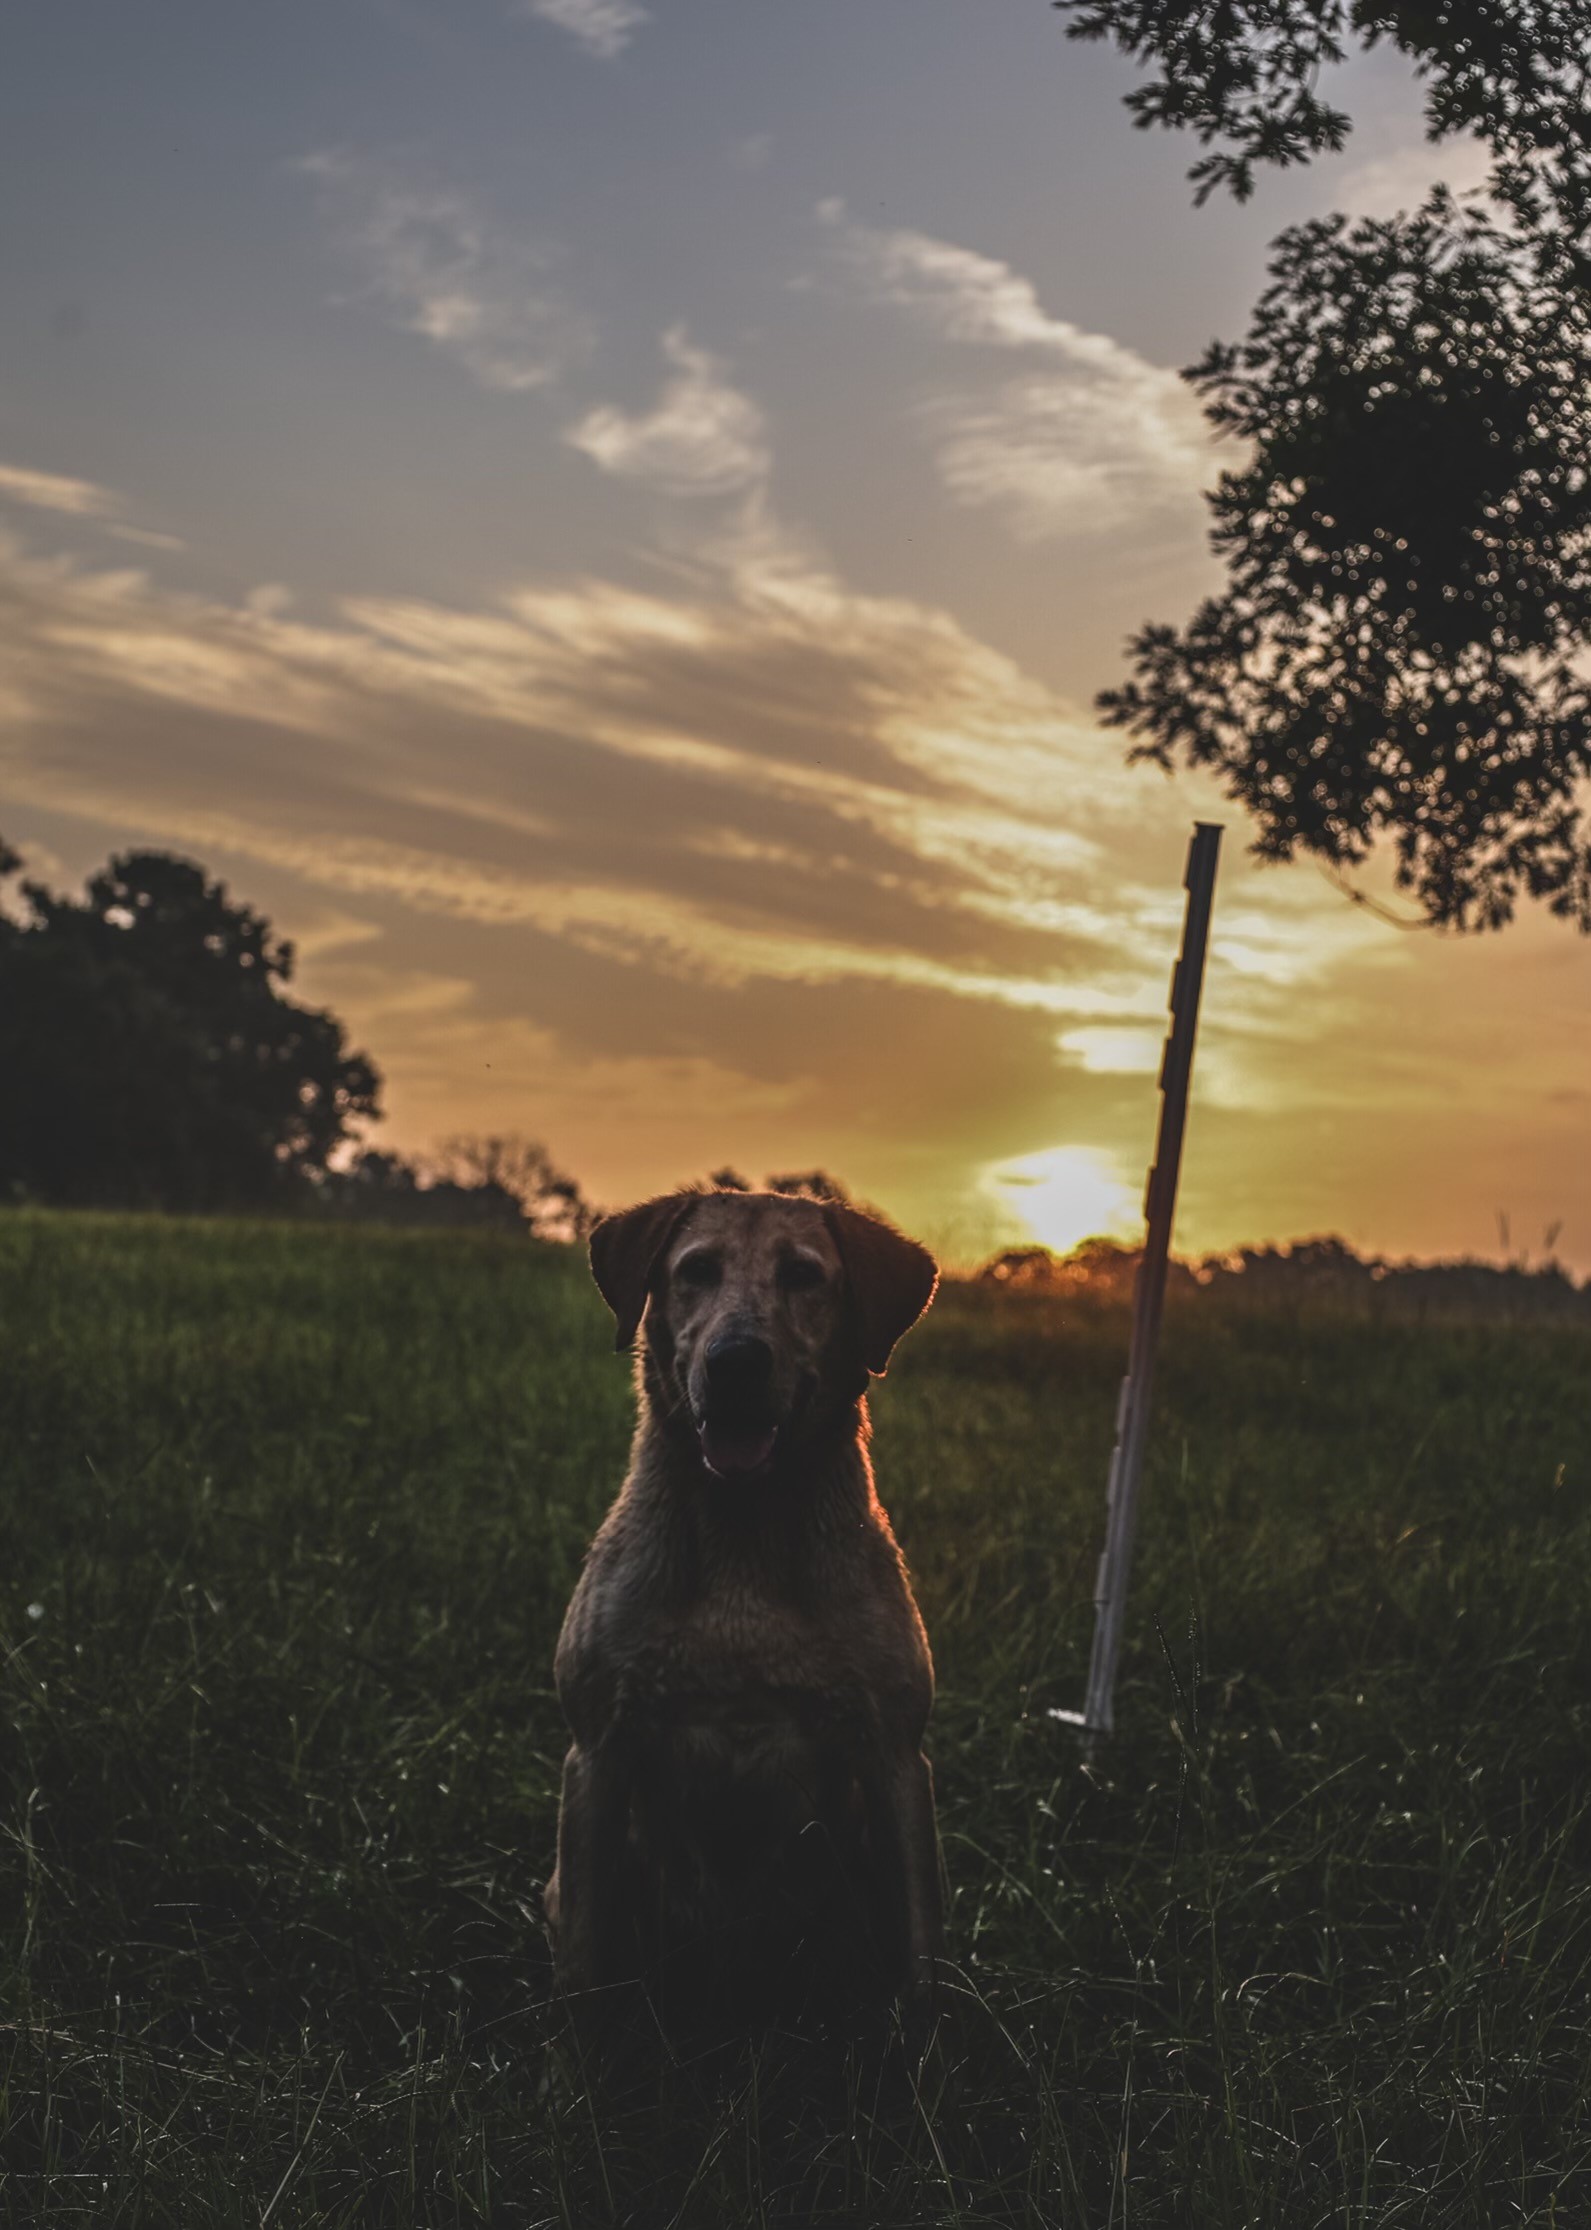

left=827, top=1205, right=939, bottom=1377
left=589, top=1194, right=695, bottom=1351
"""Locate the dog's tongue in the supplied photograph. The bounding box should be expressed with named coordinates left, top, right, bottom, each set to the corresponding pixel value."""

left=699, top=1420, right=779, bottom=1479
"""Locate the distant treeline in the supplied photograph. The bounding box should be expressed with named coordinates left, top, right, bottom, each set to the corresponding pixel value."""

left=6, top=837, right=1581, bottom=1309
left=0, top=837, right=863, bottom=1238
left=981, top=1235, right=1591, bottom=1322
left=0, top=837, right=589, bottom=1234
left=318, top=1136, right=594, bottom=1241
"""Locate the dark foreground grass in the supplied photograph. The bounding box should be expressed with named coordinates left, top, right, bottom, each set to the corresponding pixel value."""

left=3, top=1210, right=1591, bottom=2226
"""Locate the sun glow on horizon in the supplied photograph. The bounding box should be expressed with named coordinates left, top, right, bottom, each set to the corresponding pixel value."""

left=988, top=1144, right=1140, bottom=1256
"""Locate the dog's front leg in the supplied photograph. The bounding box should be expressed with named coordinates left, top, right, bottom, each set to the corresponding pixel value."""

left=893, top=1749, right=944, bottom=1999
left=550, top=1737, right=634, bottom=1994
left=867, top=1746, right=944, bottom=2004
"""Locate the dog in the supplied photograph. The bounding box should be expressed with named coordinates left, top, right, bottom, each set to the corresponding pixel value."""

left=545, top=1186, right=943, bottom=2028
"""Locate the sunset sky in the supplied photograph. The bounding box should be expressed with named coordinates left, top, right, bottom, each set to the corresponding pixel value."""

left=3, top=0, right=1586, bottom=1267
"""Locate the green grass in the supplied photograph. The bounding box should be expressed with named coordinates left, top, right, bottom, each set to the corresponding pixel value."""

left=3, top=1209, right=1590, bottom=2226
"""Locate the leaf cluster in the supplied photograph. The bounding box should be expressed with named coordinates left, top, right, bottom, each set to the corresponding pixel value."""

left=1056, top=0, right=1591, bottom=235
left=431, top=1132, right=594, bottom=1241
left=1059, top=1, right=1591, bottom=929
left=1102, top=191, right=1591, bottom=927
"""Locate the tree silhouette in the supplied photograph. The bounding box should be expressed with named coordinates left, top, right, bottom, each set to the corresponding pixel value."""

left=433, top=1134, right=593, bottom=1241
left=1059, top=0, right=1591, bottom=929
left=764, top=1169, right=853, bottom=1203
left=703, top=1167, right=853, bottom=1202
left=1056, top=1, right=1591, bottom=231
left=0, top=844, right=380, bottom=1208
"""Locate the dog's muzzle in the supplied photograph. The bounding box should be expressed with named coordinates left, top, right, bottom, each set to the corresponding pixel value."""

left=696, top=1334, right=780, bottom=1480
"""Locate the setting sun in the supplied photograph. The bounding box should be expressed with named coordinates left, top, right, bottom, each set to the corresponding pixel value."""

left=988, top=1145, right=1139, bottom=1256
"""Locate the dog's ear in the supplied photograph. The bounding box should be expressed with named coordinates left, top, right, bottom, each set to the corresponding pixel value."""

left=589, top=1194, right=695, bottom=1351
left=827, top=1205, right=939, bottom=1377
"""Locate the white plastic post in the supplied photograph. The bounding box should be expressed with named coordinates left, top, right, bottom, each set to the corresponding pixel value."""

left=1052, top=822, right=1222, bottom=1747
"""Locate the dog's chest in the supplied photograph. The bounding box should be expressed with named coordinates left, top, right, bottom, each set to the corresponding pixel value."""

left=654, top=1687, right=835, bottom=1812
left=629, top=1672, right=880, bottom=1997
left=634, top=1678, right=861, bottom=1907
left=622, top=1585, right=868, bottom=1819
left=631, top=1594, right=850, bottom=1708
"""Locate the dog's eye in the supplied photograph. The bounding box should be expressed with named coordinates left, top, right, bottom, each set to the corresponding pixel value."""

left=779, top=1254, right=827, bottom=1293
left=674, top=1251, right=721, bottom=1288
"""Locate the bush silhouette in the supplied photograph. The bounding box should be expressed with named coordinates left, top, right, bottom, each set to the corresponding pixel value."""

left=0, top=842, right=380, bottom=1210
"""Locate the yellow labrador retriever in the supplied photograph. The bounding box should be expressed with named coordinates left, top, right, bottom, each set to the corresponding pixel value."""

left=546, top=1187, right=942, bottom=2026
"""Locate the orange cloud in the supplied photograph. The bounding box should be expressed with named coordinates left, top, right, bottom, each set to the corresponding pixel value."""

left=3, top=511, right=1584, bottom=1267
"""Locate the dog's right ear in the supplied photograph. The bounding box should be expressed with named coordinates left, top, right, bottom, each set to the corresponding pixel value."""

left=827, top=1203, right=939, bottom=1378
left=589, top=1194, right=695, bottom=1352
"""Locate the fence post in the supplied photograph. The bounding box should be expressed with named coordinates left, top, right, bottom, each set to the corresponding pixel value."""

left=1052, top=822, right=1222, bottom=1747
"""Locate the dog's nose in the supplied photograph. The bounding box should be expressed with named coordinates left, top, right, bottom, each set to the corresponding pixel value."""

left=704, top=1334, right=775, bottom=1397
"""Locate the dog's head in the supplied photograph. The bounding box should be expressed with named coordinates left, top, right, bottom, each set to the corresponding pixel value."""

left=589, top=1189, right=938, bottom=1481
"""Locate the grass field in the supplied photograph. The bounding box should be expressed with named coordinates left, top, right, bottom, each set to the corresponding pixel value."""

left=3, top=1210, right=1591, bottom=2227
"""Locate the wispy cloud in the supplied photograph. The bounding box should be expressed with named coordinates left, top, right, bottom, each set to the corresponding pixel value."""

left=1336, top=134, right=1493, bottom=219
left=822, top=204, right=1088, bottom=352
left=0, top=507, right=1422, bottom=1253
left=565, top=327, right=770, bottom=495
left=0, top=516, right=1382, bottom=1039
left=297, top=153, right=589, bottom=392
left=820, top=203, right=1210, bottom=541
left=0, top=461, right=118, bottom=518
left=923, top=372, right=1206, bottom=544
left=0, top=461, right=186, bottom=553
left=106, top=523, right=186, bottom=552
left=518, top=0, right=648, bottom=60
left=0, top=523, right=1156, bottom=1005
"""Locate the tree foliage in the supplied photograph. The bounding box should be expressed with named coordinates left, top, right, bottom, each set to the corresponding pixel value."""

left=705, top=1167, right=854, bottom=1202
left=1103, top=192, right=1591, bottom=928
left=0, top=844, right=381, bottom=1208
left=432, top=1134, right=594, bottom=1242
left=764, top=1169, right=854, bottom=1203
left=1056, top=0, right=1591, bottom=232
left=1059, top=0, right=1591, bottom=929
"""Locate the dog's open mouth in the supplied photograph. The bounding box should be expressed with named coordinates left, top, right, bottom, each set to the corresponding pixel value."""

left=697, top=1415, right=780, bottom=1479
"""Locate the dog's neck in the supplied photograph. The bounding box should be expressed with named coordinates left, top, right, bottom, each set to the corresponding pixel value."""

left=621, top=1379, right=882, bottom=1587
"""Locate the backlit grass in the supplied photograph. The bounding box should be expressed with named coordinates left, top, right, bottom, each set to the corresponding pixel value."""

left=3, top=1210, right=1590, bottom=2224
